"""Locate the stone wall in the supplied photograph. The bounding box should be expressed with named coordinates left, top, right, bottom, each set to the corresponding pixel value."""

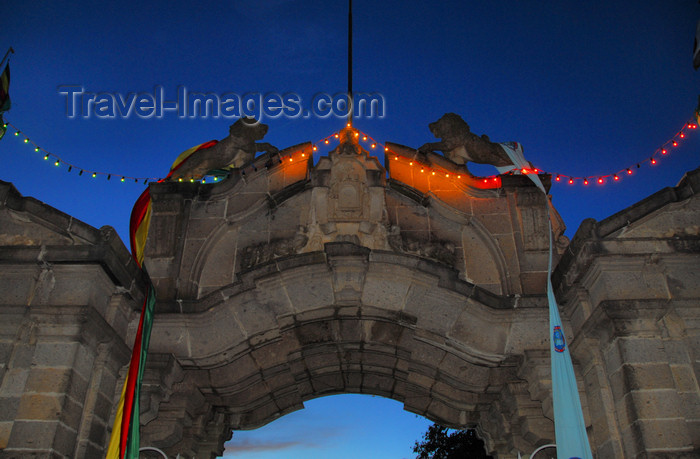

left=554, top=167, right=700, bottom=458
left=0, top=181, right=146, bottom=457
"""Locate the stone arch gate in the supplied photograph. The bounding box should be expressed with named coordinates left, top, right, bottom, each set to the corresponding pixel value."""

left=131, top=130, right=573, bottom=457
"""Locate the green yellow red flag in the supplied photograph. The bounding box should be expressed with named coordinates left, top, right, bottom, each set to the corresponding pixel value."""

left=108, top=139, right=219, bottom=458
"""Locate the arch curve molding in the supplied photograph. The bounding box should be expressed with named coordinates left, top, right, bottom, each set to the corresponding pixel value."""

left=139, top=138, right=559, bottom=457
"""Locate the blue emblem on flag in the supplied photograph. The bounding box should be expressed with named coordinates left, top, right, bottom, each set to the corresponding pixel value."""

left=553, top=326, right=566, bottom=353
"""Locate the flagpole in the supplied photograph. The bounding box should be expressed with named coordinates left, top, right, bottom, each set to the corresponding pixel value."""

left=347, top=0, right=353, bottom=127
left=0, top=47, right=14, bottom=69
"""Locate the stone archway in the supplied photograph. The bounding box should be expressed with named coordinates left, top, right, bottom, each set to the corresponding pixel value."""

left=137, top=130, right=568, bottom=457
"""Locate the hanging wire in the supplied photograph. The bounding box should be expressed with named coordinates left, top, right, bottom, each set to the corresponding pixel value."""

left=2, top=116, right=696, bottom=188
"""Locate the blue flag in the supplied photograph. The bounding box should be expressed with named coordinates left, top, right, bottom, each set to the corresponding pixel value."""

left=499, top=144, right=593, bottom=459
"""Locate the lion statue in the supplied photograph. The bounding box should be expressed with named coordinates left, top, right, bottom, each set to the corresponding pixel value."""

left=417, top=113, right=517, bottom=172
left=169, top=117, right=278, bottom=180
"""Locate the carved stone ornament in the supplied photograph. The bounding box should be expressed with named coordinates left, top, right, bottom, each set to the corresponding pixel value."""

left=169, top=117, right=279, bottom=180
left=417, top=113, right=515, bottom=171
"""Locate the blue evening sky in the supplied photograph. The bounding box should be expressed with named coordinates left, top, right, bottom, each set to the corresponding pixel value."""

left=2, top=1, right=699, bottom=458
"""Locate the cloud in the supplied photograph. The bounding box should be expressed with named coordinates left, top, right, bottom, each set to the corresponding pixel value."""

left=223, top=438, right=313, bottom=454
left=223, top=424, right=346, bottom=456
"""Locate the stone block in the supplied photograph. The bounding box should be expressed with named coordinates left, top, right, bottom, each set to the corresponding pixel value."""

left=310, top=372, right=344, bottom=394
left=367, top=320, right=404, bottom=347
left=622, top=418, right=693, bottom=455
left=295, top=321, right=334, bottom=346
left=86, top=417, right=106, bottom=449
left=0, top=421, right=10, bottom=449
left=449, top=309, right=509, bottom=356
left=337, top=319, right=362, bottom=342
left=406, top=370, right=435, bottom=390
left=16, top=393, right=64, bottom=421
left=226, top=192, right=267, bottom=220
left=93, top=392, right=113, bottom=422
left=7, top=419, right=58, bottom=449
left=184, top=216, right=224, bottom=242
left=604, top=338, right=668, bottom=374
left=395, top=206, right=429, bottom=231
left=361, top=267, right=411, bottom=311
left=519, top=271, right=547, bottom=295
left=439, top=353, right=490, bottom=389
left=32, top=342, right=79, bottom=368
left=342, top=371, right=363, bottom=390
left=233, top=298, right=280, bottom=339
left=280, top=267, right=334, bottom=313
left=189, top=198, right=227, bottom=220
left=595, top=436, right=623, bottom=459
left=0, top=368, right=29, bottom=395
left=608, top=363, right=675, bottom=402
left=249, top=342, right=289, bottom=370
left=623, top=389, right=683, bottom=420
left=362, top=373, right=395, bottom=396
left=403, top=285, right=464, bottom=335
left=0, top=274, right=34, bottom=306
left=362, top=351, right=397, bottom=371
left=0, top=397, right=20, bottom=422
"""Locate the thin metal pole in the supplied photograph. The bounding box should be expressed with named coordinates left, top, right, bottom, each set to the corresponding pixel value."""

left=347, top=0, right=353, bottom=126
left=0, top=47, right=14, bottom=69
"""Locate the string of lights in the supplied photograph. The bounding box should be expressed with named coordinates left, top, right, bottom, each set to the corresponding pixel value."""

left=2, top=117, right=697, bottom=187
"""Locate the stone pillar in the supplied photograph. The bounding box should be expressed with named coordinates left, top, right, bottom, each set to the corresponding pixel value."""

left=554, top=168, right=700, bottom=457
left=0, top=182, right=144, bottom=457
